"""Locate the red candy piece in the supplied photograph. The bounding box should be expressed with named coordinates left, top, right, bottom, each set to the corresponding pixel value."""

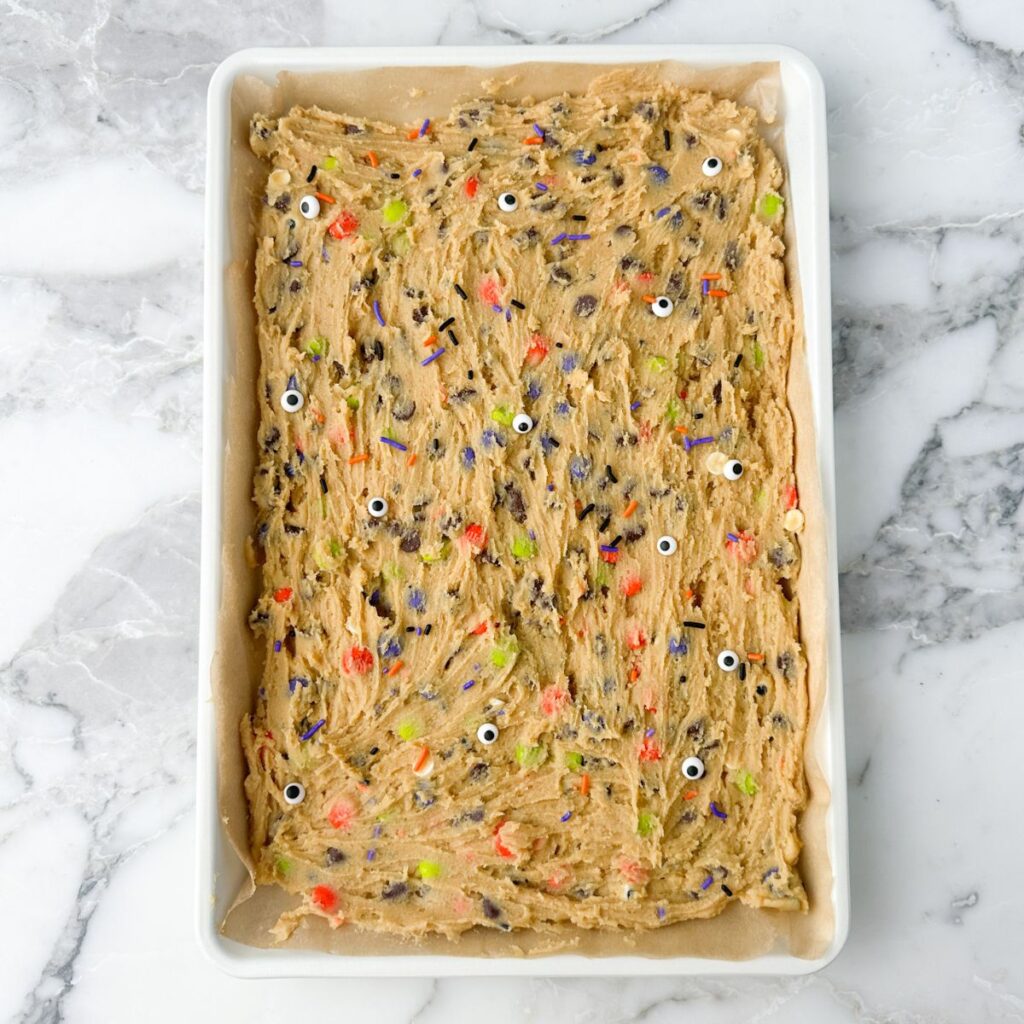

left=638, top=736, right=662, bottom=762
left=342, top=645, right=373, bottom=674
left=273, top=587, right=293, bottom=603
left=493, top=820, right=516, bottom=860
left=626, top=626, right=647, bottom=651
left=599, top=549, right=619, bottom=564
left=327, top=210, right=359, bottom=239
left=311, top=885, right=338, bottom=913
left=328, top=799, right=356, bottom=831
left=620, top=574, right=643, bottom=598
left=540, top=685, right=571, bottom=717
left=784, top=484, right=799, bottom=510
left=478, top=276, right=502, bottom=305
left=525, top=333, right=549, bottom=367
left=463, top=523, right=487, bottom=550
left=465, top=176, right=479, bottom=198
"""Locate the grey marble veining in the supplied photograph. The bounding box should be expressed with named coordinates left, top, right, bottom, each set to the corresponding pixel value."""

left=2, top=0, right=1023, bottom=1021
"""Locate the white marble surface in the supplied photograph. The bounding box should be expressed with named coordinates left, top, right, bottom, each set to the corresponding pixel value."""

left=2, top=1, right=1023, bottom=1020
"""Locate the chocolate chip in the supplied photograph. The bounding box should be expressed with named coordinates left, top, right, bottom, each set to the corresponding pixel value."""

left=574, top=294, right=597, bottom=318
left=399, top=529, right=421, bottom=553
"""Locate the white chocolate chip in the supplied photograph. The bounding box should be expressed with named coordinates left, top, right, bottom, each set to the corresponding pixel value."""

left=705, top=451, right=728, bottom=476
left=268, top=168, right=291, bottom=190
left=784, top=508, right=805, bottom=533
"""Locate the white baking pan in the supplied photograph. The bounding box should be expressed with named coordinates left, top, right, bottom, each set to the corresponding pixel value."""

left=197, top=44, right=847, bottom=977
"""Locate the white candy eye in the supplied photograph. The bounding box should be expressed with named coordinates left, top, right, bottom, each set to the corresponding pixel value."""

left=512, top=412, right=534, bottom=434
left=651, top=295, right=674, bottom=318
left=681, top=756, right=705, bottom=780
left=717, top=649, right=739, bottom=672
left=367, top=496, right=389, bottom=518
left=283, top=782, right=305, bottom=805
left=657, top=535, right=677, bottom=556
left=701, top=156, right=723, bottom=177
left=298, top=194, right=321, bottom=219
left=280, top=388, right=304, bottom=413
left=723, top=459, right=743, bottom=480
left=477, top=722, right=499, bottom=745
left=497, top=192, right=518, bottom=212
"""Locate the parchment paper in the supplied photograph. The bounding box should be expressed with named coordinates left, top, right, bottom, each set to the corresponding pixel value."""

left=213, top=58, right=834, bottom=961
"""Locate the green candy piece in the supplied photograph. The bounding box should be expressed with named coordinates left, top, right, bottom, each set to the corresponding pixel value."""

left=490, top=405, right=514, bottom=427
left=489, top=635, right=518, bottom=667
left=417, top=859, right=442, bottom=880
left=397, top=720, right=420, bottom=741
left=759, top=192, right=783, bottom=218
left=274, top=855, right=293, bottom=878
left=564, top=751, right=584, bottom=771
left=391, top=230, right=411, bottom=256
left=510, top=535, right=538, bottom=561
left=382, top=560, right=404, bottom=580
left=637, top=812, right=657, bottom=838
left=306, top=336, right=327, bottom=358
left=420, top=539, right=451, bottom=564
left=753, top=343, right=765, bottom=370
left=345, top=394, right=360, bottom=411
left=594, top=565, right=611, bottom=588
left=329, top=538, right=343, bottom=558
left=322, top=156, right=338, bottom=170
left=665, top=396, right=681, bottom=426
left=647, top=355, right=669, bottom=374
left=382, top=198, right=409, bottom=223
left=735, top=771, right=759, bottom=796
left=515, top=744, right=547, bottom=769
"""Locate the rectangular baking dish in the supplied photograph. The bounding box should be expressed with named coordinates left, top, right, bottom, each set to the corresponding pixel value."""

left=197, top=43, right=847, bottom=977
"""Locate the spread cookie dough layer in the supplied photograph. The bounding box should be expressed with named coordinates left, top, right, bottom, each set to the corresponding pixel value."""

left=242, top=69, right=808, bottom=942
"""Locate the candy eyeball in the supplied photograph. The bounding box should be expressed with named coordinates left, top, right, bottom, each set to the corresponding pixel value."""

left=367, top=496, right=389, bottom=518
left=283, top=782, right=306, bottom=805
left=298, top=194, right=321, bottom=219
left=681, top=756, right=705, bottom=780
left=717, top=649, right=739, bottom=672
left=651, top=295, right=674, bottom=318
left=723, top=459, right=743, bottom=481
left=477, top=722, right=499, bottom=745
left=512, top=412, right=534, bottom=434
left=701, top=156, right=723, bottom=177
left=280, top=388, right=304, bottom=413
left=656, top=535, right=678, bottom=556
left=497, top=192, right=519, bottom=212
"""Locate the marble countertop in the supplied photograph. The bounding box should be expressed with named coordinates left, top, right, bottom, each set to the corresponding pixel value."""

left=2, top=1, right=1022, bottom=1021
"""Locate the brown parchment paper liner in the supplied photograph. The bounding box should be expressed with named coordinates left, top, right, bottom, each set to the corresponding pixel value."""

left=213, top=58, right=833, bottom=960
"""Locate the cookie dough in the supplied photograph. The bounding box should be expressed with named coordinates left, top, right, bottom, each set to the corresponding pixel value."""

left=242, top=69, right=808, bottom=942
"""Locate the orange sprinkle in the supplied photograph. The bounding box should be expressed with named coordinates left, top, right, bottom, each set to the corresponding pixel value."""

left=423, top=334, right=438, bottom=347
left=674, top=425, right=688, bottom=434
left=314, top=192, right=336, bottom=204
left=367, top=150, right=379, bottom=168
left=700, top=273, right=722, bottom=281
left=628, top=664, right=641, bottom=683
left=684, top=587, right=694, bottom=601
left=469, top=622, right=488, bottom=636
left=386, top=659, right=404, bottom=677
left=348, top=453, right=369, bottom=465
left=599, top=549, right=620, bottom=564
left=747, top=652, right=765, bottom=662
left=312, top=409, right=325, bottom=425
left=413, top=746, right=431, bottom=773
left=708, top=289, right=731, bottom=298
left=641, top=293, right=656, bottom=303
left=580, top=773, right=591, bottom=796
left=683, top=790, right=698, bottom=800
left=406, top=129, right=419, bottom=140
left=623, top=499, right=638, bottom=518
left=523, top=135, right=543, bottom=145
left=406, top=453, right=417, bottom=467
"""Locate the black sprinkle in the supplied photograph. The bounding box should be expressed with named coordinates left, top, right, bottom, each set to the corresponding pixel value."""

left=406, top=626, right=415, bottom=632
left=734, top=353, right=743, bottom=368
left=468, top=137, right=478, bottom=151
left=721, top=884, right=733, bottom=897
left=320, top=475, right=328, bottom=494
left=664, top=129, right=671, bottom=150
left=610, top=534, right=622, bottom=547
left=467, top=370, right=474, bottom=380
left=373, top=339, right=385, bottom=361
left=571, top=214, right=587, bottom=222
left=739, top=663, right=747, bottom=682
left=425, top=624, right=432, bottom=635
left=547, top=436, right=560, bottom=447
left=598, top=515, right=611, bottom=532
left=439, top=316, right=455, bottom=331
left=578, top=502, right=595, bottom=520
left=683, top=620, right=706, bottom=629
left=511, top=299, right=526, bottom=310
left=605, top=465, right=618, bottom=483
left=694, top=412, right=704, bottom=420
left=447, top=329, right=459, bottom=346
left=369, top=746, right=379, bottom=755
left=390, top=172, right=400, bottom=180
left=454, top=283, right=468, bottom=300
left=756, top=684, right=768, bottom=696
left=306, top=165, right=317, bottom=183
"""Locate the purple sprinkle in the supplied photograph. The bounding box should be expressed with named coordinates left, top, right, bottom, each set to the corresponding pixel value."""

left=373, top=300, right=385, bottom=326
left=505, top=307, right=512, bottom=322
left=710, top=801, right=728, bottom=820
left=461, top=446, right=476, bottom=468
left=572, top=149, right=596, bottom=166
left=702, top=279, right=710, bottom=295
left=727, top=532, right=740, bottom=543
left=762, top=867, right=780, bottom=881
left=655, top=207, right=671, bottom=219
left=569, top=454, right=591, bottom=480
left=379, top=436, right=408, bottom=451
left=561, top=353, right=579, bottom=373
left=668, top=637, right=688, bottom=656
left=418, top=118, right=430, bottom=137
left=288, top=676, right=309, bottom=694
left=300, top=718, right=326, bottom=741
left=288, top=259, right=303, bottom=267
left=535, top=182, right=549, bottom=192
left=701, top=875, right=714, bottom=890
left=372, top=823, right=383, bottom=838
left=412, top=168, right=422, bottom=178
left=296, top=449, right=305, bottom=464
left=527, top=379, right=542, bottom=400
left=564, top=233, right=591, bottom=241
left=547, top=483, right=555, bottom=491
left=533, top=123, right=544, bottom=137
left=645, top=727, right=655, bottom=738
left=555, top=401, right=570, bottom=416
left=528, top=529, right=536, bottom=540
left=599, top=545, right=619, bottom=553
left=415, top=626, right=422, bottom=636
left=630, top=400, right=641, bottom=411
left=274, top=640, right=282, bottom=653
left=684, top=435, right=714, bottom=450
left=312, top=354, right=320, bottom=362
left=491, top=303, right=503, bottom=313
left=551, top=232, right=567, bottom=245
left=657, top=906, right=667, bottom=919
left=560, top=811, right=572, bottom=823
left=321, top=245, right=330, bottom=263
left=647, top=164, right=670, bottom=183
left=421, top=346, right=445, bottom=366
left=408, top=588, right=426, bottom=611
left=462, top=679, right=476, bottom=691
left=367, top=848, right=377, bottom=861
